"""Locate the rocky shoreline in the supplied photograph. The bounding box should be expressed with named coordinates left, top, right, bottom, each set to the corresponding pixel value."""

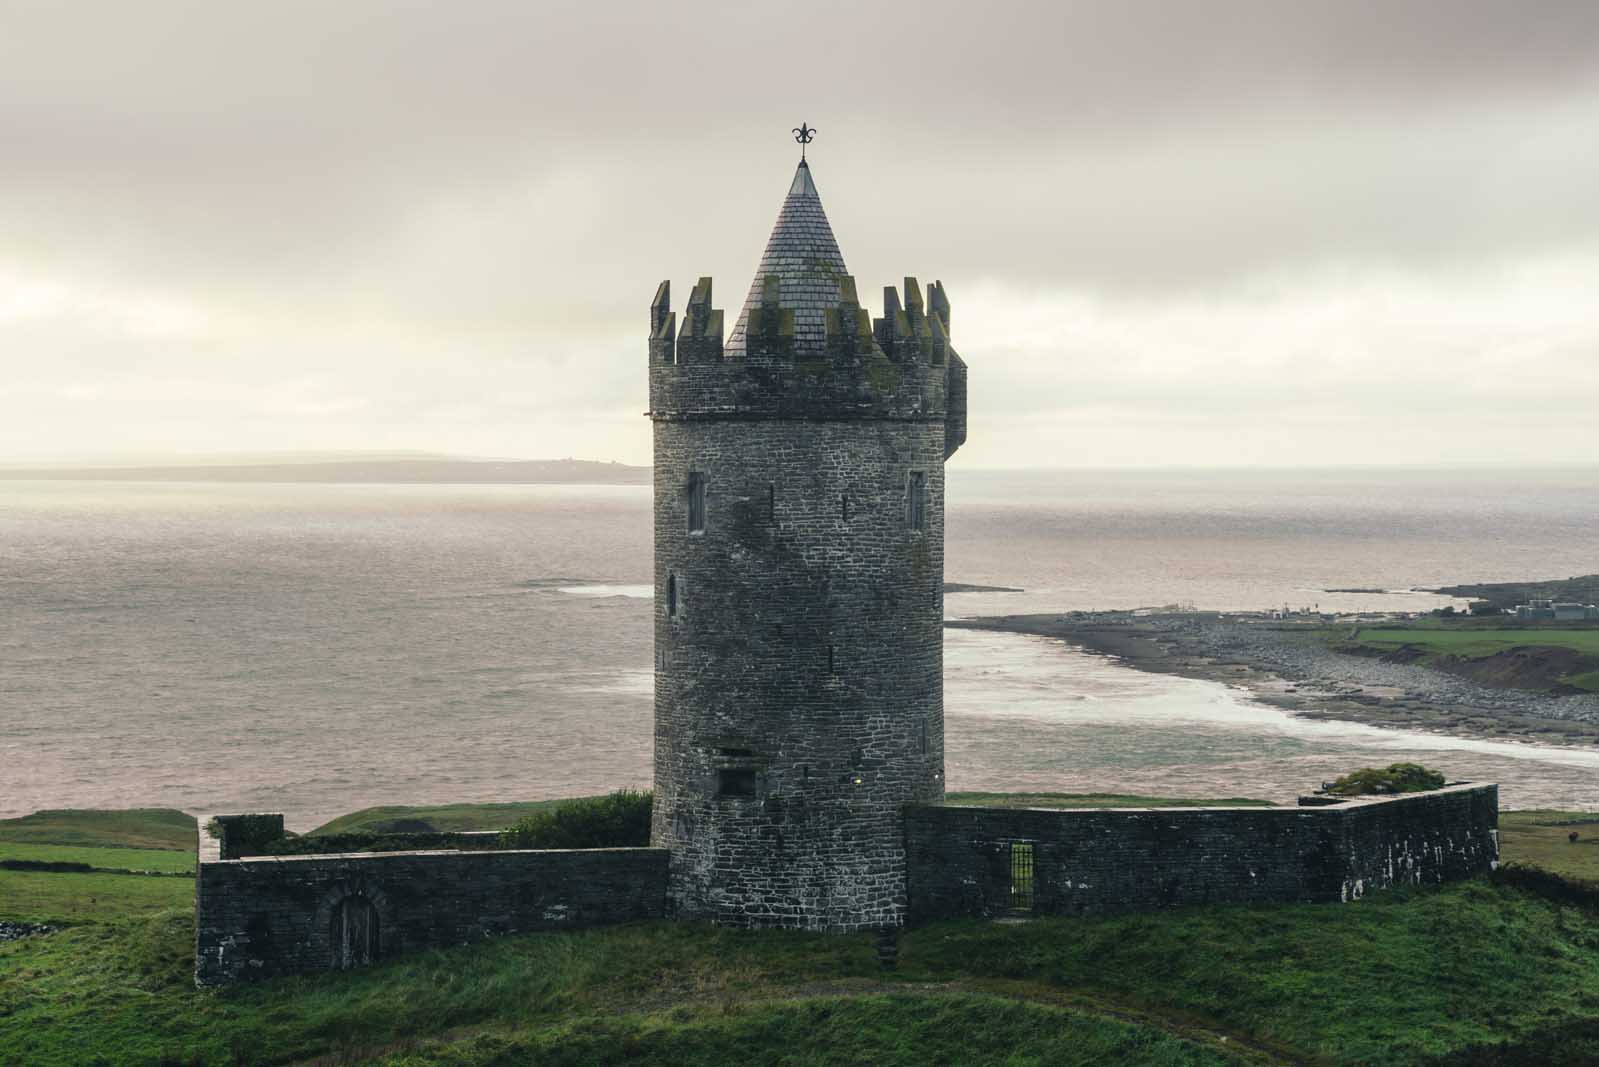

left=949, top=613, right=1599, bottom=745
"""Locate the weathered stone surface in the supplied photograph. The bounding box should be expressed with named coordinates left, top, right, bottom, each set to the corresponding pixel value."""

left=904, top=783, right=1499, bottom=920
left=650, top=418, right=946, bottom=931
left=194, top=817, right=668, bottom=986
left=649, top=160, right=961, bottom=931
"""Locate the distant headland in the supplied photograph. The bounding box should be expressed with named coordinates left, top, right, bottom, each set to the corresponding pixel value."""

left=0, top=453, right=650, bottom=485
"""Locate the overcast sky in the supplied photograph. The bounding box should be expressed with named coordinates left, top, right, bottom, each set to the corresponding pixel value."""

left=3, top=0, right=1597, bottom=468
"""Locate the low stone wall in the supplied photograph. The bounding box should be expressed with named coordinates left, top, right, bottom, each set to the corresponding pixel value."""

left=904, top=783, right=1497, bottom=921
left=195, top=815, right=668, bottom=986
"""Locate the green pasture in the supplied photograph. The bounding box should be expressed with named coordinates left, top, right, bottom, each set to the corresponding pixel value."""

left=0, top=807, right=195, bottom=850
left=6, top=804, right=1599, bottom=1065
left=1500, top=810, right=1599, bottom=884
left=0, top=841, right=196, bottom=874
left=310, top=797, right=598, bottom=835
left=1351, top=628, right=1599, bottom=657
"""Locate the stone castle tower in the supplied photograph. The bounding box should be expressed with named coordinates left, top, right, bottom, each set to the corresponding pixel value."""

left=647, top=158, right=968, bottom=930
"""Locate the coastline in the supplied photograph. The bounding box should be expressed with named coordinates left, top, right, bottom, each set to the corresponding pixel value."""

left=948, top=612, right=1599, bottom=746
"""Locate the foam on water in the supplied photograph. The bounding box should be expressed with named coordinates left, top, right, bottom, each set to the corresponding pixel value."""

left=558, top=584, right=653, bottom=599
left=945, top=628, right=1599, bottom=808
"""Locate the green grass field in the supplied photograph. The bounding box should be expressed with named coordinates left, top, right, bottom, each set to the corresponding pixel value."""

left=1353, top=629, right=1599, bottom=657
left=0, top=841, right=196, bottom=873
left=5, top=805, right=1599, bottom=1065
left=0, top=867, right=194, bottom=924
left=309, top=797, right=598, bottom=834
left=0, top=807, right=195, bottom=850
left=1343, top=627, right=1599, bottom=692
left=1500, top=810, right=1599, bottom=884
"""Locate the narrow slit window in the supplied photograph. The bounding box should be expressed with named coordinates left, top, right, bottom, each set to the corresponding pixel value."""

left=840, top=494, right=850, bottom=521
left=827, top=645, right=836, bottom=673
left=767, top=484, right=776, bottom=524
left=666, top=573, right=678, bottom=617
left=687, top=472, right=706, bottom=533
left=907, top=471, right=928, bottom=531
left=919, top=720, right=927, bottom=755
left=717, top=768, right=756, bottom=797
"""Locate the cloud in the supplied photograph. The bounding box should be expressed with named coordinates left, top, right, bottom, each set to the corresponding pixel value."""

left=2, top=1, right=1597, bottom=464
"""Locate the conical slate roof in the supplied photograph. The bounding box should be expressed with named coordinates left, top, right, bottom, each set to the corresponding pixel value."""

left=724, top=161, right=850, bottom=358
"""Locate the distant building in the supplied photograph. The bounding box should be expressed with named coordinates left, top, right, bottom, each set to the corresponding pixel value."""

left=1513, top=598, right=1599, bottom=620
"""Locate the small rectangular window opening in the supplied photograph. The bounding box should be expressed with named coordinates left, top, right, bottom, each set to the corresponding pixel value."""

left=840, top=494, right=850, bottom=521
left=717, top=768, right=756, bottom=797
left=687, top=472, right=706, bottom=533
left=919, top=720, right=927, bottom=755
left=827, top=644, right=836, bottom=673
left=666, top=572, right=678, bottom=617
left=1009, top=842, right=1036, bottom=912
left=908, top=471, right=928, bottom=531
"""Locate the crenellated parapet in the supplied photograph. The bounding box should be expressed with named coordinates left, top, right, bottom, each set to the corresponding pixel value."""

left=649, top=274, right=965, bottom=434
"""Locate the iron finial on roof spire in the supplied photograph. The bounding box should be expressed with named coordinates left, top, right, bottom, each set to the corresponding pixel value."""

left=792, top=122, right=815, bottom=162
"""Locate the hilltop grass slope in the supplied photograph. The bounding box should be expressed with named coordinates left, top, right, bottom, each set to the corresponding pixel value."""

left=309, top=798, right=599, bottom=835
left=0, top=807, right=195, bottom=850
left=4, top=805, right=1599, bottom=1066
left=1430, top=574, right=1599, bottom=611
left=1337, top=626, right=1599, bottom=693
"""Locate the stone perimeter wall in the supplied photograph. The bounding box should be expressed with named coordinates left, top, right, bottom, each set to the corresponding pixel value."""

left=904, top=783, right=1498, bottom=920
left=194, top=817, right=668, bottom=986
left=197, top=785, right=1496, bottom=983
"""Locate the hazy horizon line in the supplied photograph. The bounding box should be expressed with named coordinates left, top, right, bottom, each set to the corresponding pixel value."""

left=3, top=451, right=1596, bottom=475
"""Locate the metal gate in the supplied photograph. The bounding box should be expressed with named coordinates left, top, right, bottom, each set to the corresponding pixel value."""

left=1009, top=842, right=1035, bottom=912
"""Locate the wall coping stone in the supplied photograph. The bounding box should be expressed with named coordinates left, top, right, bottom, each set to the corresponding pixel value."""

left=922, top=782, right=1488, bottom=818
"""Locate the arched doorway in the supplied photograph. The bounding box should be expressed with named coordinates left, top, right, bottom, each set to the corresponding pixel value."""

left=330, top=893, right=380, bottom=969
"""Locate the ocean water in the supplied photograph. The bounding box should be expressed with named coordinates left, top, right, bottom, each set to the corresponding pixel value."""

left=2, top=468, right=1596, bottom=829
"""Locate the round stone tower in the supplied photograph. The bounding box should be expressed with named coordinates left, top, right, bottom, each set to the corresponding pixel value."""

left=647, top=159, right=968, bottom=931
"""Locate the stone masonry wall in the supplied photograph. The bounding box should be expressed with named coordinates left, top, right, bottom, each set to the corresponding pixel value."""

left=904, top=783, right=1498, bottom=921
left=194, top=820, right=668, bottom=986
left=651, top=417, right=946, bottom=931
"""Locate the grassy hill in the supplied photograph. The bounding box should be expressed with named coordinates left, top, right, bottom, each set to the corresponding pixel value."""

left=1430, top=574, right=1599, bottom=611
left=4, top=804, right=1599, bottom=1065
left=309, top=797, right=595, bottom=835
left=1340, top=626, right=1599, bottom=693
left=0, top=807, right=195, bottom=850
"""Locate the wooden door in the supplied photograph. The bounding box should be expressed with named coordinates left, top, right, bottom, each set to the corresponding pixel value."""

left=331, top=894, right=379, bottom=969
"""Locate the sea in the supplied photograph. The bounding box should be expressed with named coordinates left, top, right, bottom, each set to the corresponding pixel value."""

left=3, top=467, right=1597, bottom=830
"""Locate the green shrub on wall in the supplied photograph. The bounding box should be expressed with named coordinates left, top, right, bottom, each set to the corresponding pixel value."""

left=261, top=831, right=501, bottom=856
left=205, top=814, right=285, bottom=858
left=499, top=790, right=652, bottom=850
left=1326, top=762, right=1446, bottom=796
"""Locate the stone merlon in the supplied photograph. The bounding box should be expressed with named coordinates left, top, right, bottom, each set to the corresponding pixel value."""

left=647, top=161, right=968, bottom=441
